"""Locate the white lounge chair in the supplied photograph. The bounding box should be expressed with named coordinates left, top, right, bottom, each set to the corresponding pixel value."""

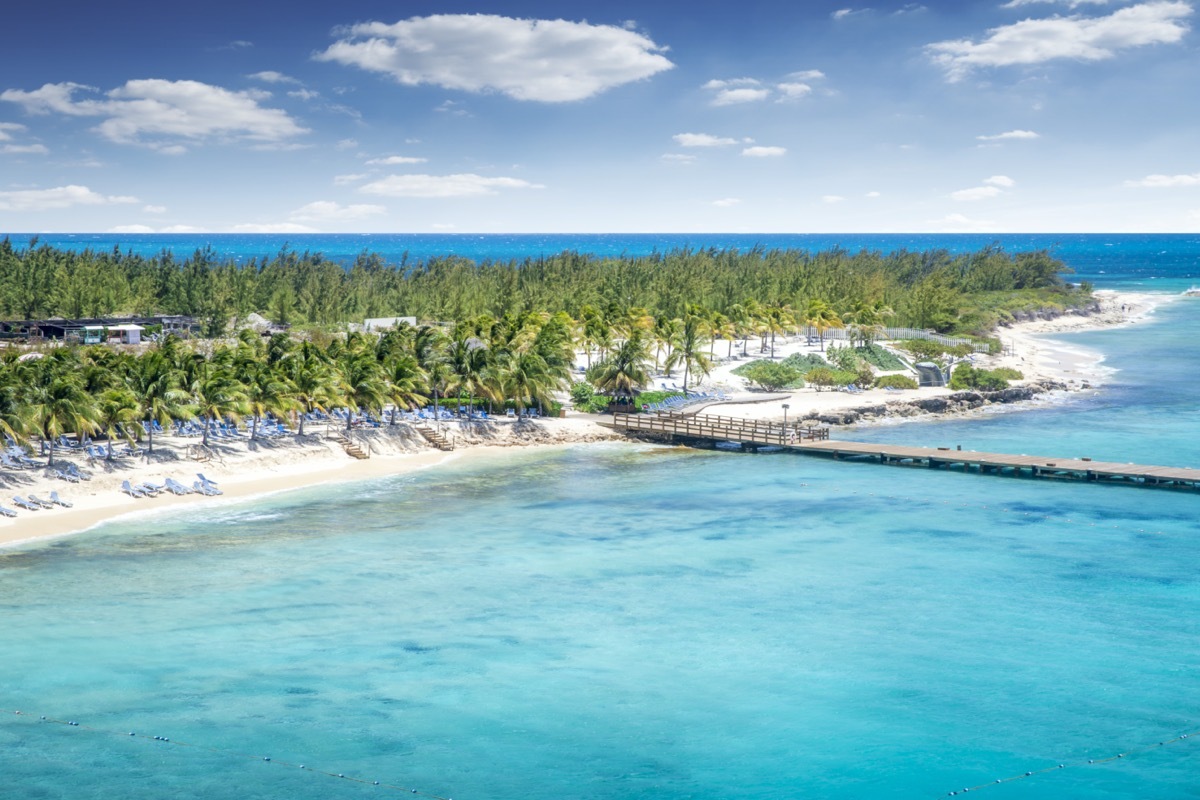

left=49, top=491, right=72, bottom=508
left=121, top=481, right=146, bottom=498
left=12, top=496, right=40, bottom=511
left=26, top=494, right=55, bottom=509
left=164, top=478, right=193, bottom=495
left=0, top=505, right=17, bottom=518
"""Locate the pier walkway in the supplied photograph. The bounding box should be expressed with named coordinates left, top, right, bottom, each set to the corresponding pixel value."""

left=601, top=412, right=1200, bottom=491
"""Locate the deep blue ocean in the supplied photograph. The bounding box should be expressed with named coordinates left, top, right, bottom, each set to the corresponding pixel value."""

left=3, top=233, right=1200, bottom=799
left=8, top=232, right=1200, bottom=291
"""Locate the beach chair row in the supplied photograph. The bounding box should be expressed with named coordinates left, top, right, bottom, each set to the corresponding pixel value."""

left=641, top=390, right=728, bottom=414
left=3, top=491, right=72, bottom=517
left=121, top=473, right=222, bottom=499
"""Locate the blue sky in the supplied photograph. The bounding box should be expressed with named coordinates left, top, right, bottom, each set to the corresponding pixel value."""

left=0, top=0, right=1196, bottom=233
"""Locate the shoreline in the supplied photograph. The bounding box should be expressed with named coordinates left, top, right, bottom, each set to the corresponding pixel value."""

left=0, top=289, right=1180, bottom=551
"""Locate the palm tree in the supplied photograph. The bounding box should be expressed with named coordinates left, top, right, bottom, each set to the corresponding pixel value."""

left=337, top=353, right=388, bottom=431
left=21, top=374, right=98, bottom=466
left=498, top=348, right=559, bottom=416
left=288, top=357, right=342, bottom=435
left=805, top=298, right=844, bottom=351
left=678, top=308, right=713, bottom=393
left=592, top=332, right=651, bottom=399
left=190, top=366, right=248, bottom=447
left=95, top=388, right=141, bottom=461
left=383, top=353, right=428, bottom=424
left=126, top=352, right=192, bottom=453
left=241, top=362, right=296, bottom=441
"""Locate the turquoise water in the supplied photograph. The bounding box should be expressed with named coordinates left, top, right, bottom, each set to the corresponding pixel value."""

left=7, top=232, right=1200, bottom=289
left=4, top=261, right=1200, bottom=797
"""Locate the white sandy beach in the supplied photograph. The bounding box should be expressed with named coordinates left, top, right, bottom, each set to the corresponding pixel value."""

left=0, top=290, right=1176, bottom=550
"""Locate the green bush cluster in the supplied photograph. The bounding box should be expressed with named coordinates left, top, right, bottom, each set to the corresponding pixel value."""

left=949, top=364, right=1017, bottom=391
left=854, top=344, right=907, bottom=371
left=805, top=367, right=862, bottom=391
left=737, top=361, right=805, bottom=391
left=569, top=381, right=616, bottom=413
left=780, top=353, right=829, bottom=372
left=874, top=374, right=918, bottom=390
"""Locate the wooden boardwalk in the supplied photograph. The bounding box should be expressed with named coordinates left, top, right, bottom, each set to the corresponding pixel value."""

left=602, top=412, right=1200, bottom=491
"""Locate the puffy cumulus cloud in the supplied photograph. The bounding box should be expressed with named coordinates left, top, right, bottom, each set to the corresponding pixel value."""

left=289, top=200, right=387, bottom=221
left=673, top=132, right=739, bottom=147
left=359, top=173, right=545, bottom=198
left=0, top=80, right=308, bottom=150
left=951, top=186, right=1001, bottom=201
left=977, top=129, right=1040, bottom=141
left=366, top=155, right=428, bottom=165
left=927, top=1, right=1193, bottom=82
left=248, top=71, right=300, bottom=84
left=712, top=197, right=742, bottom=207
left=1125, top=171, right=1200, bottom=187
left=742, top=145, right=787, bottom=157
left=703, top=70, right=827, bottom=105
left=952, top=175, right=1016, bottom=200
left=0, top=184, right=138, bottom=212
left=1002, top=0, right=1111, bottom=7
left=315, top=14, right=674, bottom=102
left=231, top=222, right=318, bottom=233
left=0, top=122, right=25, bottom=140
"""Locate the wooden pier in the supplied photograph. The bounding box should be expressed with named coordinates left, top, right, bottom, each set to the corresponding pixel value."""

left=601, top=412, right=1200, bottom=491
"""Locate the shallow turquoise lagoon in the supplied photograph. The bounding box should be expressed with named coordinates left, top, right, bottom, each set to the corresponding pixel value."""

left=3, top=303, right=1200, bottom=800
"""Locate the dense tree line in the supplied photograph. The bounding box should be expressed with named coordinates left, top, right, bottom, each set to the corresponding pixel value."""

left=0, top=239, right=1086, bottom=336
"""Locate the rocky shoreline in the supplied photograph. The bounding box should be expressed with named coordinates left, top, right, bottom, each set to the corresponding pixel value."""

left=798, top=380, right=1070, bottom=426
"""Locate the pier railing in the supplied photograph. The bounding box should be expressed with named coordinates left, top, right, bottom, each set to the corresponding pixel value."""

left=608, top=412, right=829, bottom=447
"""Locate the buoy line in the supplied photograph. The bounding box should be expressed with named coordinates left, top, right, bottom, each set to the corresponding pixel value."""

left=934, top=726, right=1200, bottom=797
left=4, top=709, right=453, bottom=798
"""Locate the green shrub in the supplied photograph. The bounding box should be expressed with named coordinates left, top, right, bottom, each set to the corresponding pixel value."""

left=805, top=367, right=860, bottom=391
left=570, top=381, right=595, bottom=405
left=781, top=353, right=828, bottom=372
left=949, top=364, right=1010, bottom=391
left=991, top=367, right=1024, bottom=381
left=739, top=361, right=804, bottom=391
left=826, top=344, right=862, bottom=373
left=875, top=374, right=918, bottom=390
left=855, top=344, right=906, bottom=371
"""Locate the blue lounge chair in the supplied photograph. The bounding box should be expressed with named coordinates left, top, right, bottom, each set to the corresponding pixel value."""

left=12, top=496, right=40, bottom=511
left=164, top=478, right=193, bottom=495
left=0, top=505, right=17, bottom=518
left=49, top=491, right=72, bottom=508
left=121, top=481, right=146, bottom=498
left=27, top=494, right=55, bottom=509
left=197, top=473, right=218, bottom=487
left=193, top=481, right=222, bottom=496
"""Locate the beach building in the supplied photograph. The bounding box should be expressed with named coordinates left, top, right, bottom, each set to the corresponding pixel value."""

left=362, top=316, right=418, bottom=332
left=0, top=315, right=201, bottom=344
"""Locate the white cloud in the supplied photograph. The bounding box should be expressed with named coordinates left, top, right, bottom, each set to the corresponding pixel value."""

left=866, top=191, right=882, bottom=198
left=289, top=200, right=387, bottom=221
left=359, top=173, right=545, bottom=198
left=787, top=70, right=826, bottom=81
left=366, top=155, right=428, bottom=165
left=711, top=87, right=772, bottom=106
left=0, top=122, right=25, bottom=140
left=334, top=173, right=368, bottom=185
left=231, top=222, right=318, bottom=233
left=2, top=143, right=48, bottom=154
left=712, top=197, right=742, bottom=207
left=702, top=78, right=761, bottom=89
left=832, top=9, right=868, bottom=20
left=951, top=185, right=1004, bottom=201
left=287, top=89, right=320, bottom=101
left=1002, top=0, right=1111, bottom=7
left=822, top=195, right=845, bottom=204
left=336, top=138, right=359, bottom=150
left=673, top=133, right=739, bottom=147
left=316, top=14, right=674, bottom=102
left=927, top=1, right=1193, bottom=82
left=0, top=184, right=138, bottom=212
left=0, top=79, right=308, bottom=150
left=742, top=146, right=787, bottom=157
left=661, top=153, right=697, bottom=164
left=161, top=224, right=207, bottom=233
left=1125, top=172, right=1200, bottom=187
left=977, top=129, right=1041, bottom=141
left=108, top=224, right=157, bottom=233
left=928, top=213, right=996, bottom=231
left=984, top=175, right=1016, bottom=187
left=777, top=82, right=814, bottom=99
left=248, top=71, right=300, bottom=84
left=143, top=204, right=167, bottom=214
